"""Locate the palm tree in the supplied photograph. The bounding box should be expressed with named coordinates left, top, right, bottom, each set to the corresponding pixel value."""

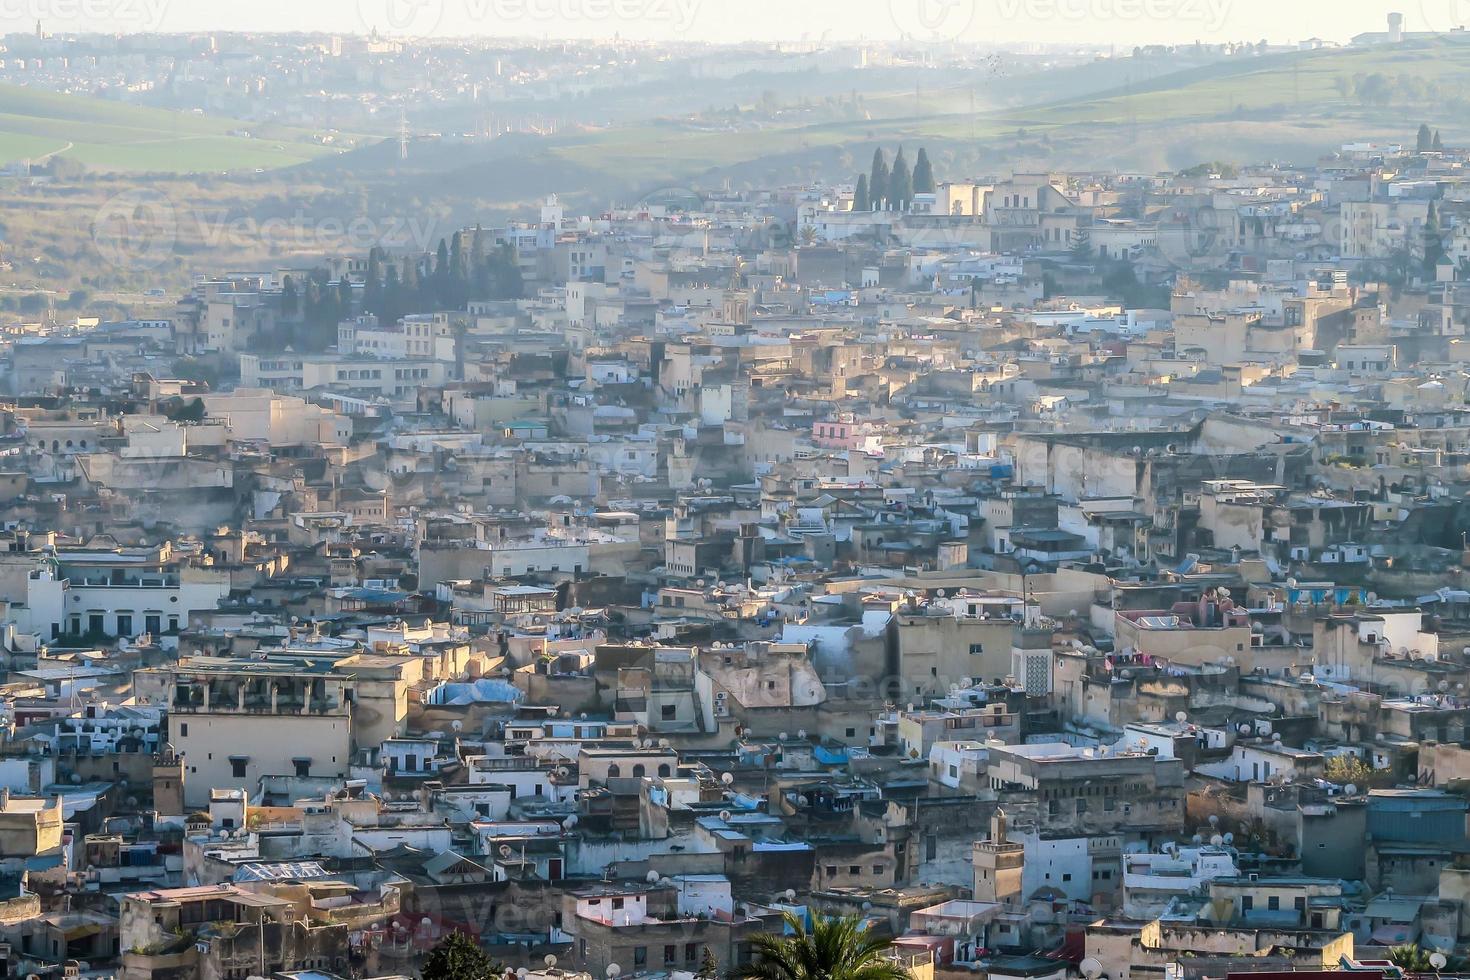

left=1388, top=944, right=1465, bottom=972
left=728, top=912, right=914, bottom=980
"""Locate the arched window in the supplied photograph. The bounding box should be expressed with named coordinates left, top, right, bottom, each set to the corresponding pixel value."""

left=632, top=764, right=646, bottom=778
left=606, top=764, right=621, bottom=778
left=658, top=764, right=671, bottom=778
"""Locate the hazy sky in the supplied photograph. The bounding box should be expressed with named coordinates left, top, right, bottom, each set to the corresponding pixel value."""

left=18, top=0, right=1456, bottom=46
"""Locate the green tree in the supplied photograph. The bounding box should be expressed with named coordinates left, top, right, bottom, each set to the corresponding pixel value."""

left=421, top=931, right=499, bottom=980
left=363, top=247, right=383, bottom=316
left=1355, top=73, right=1393, bottom=107
left=1434, top=129, right=1445, bottom=152
left=1424, top=199, right=1446, bottom=279
left=889, top=147, right=912, bottom=213
left=167, top=397, right=206, bottom=423
left=1418, top=123, right=1433, bottom=152
left=727, top=912, right=913, bottom=980
left=869, top=148, right=889, bottom=212
left=1324, top=754, right=1372, bottom=787
left=697, top=946, right=720, bottom=980
left=1388, top=945, right=1436, bottom=972
left=280, top=276, right=299, bottom=318
left=912, top=147, right=935, bottom=195
left=853, top=173, right=870, bottom=212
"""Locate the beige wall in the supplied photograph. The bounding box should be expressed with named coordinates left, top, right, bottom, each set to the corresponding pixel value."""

left=170, top=712, right=351, bottom=808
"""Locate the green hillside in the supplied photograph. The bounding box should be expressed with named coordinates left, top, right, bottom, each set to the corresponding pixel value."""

left=0, top=84, right=346, bottom=173
left=546, top=38, right=1470, bottom=184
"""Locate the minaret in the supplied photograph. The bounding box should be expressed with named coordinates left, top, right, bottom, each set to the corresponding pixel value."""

left=973, top=807, right=1025, bottom=906
left=152, top=744, right=185, bottom=819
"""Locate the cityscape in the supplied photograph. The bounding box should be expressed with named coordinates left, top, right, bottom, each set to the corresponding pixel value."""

left=0, top=3, right=1465, bottom=980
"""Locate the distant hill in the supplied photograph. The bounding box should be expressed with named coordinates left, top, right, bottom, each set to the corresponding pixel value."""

left=299, top=38, right=1470, bottom=213
left=0, top=84, right=346, bottom=173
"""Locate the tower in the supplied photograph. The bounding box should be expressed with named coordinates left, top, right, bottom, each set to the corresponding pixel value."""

left=152, top=745, right=185, bottom=819
left=1388, top=12, right=1404, bottom=43
left=972, top=808, right=1025, bottom=906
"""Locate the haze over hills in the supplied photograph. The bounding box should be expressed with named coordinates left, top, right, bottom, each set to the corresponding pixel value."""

left=0, top=83, right=350, bottom=172
left=295, top=37, right=1470, bottom=215
left=3, top=30, right=1468, bottom=304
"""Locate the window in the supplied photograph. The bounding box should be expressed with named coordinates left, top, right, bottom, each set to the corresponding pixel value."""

left=231, top=758, right=247, bottom=779
left=633, top=947, right=646, bottom=968
left=116, top=614, right=132, bottom=636
left=294, top=759, right=310, bottom=778
left=685, top=944, right=699, bottom=963
left=969, top=643, right=984, bottom=655
left=849, top=866, right=861, bottom=876
left=826, top=866, right=837, bottom=877
left=664, top=946, right=677, bottom=965
left=179, top=723, right=188, bottom=737
left=1268, top=896, right=1280, bottom=911
left=661, top=705, right=677, bottom=721
left=611, top=898, right=624, bottom=910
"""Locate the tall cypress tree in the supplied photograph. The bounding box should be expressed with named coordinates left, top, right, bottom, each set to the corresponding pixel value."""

left=1418, top=123, right=1433, bottom=152
left=1424, top=199, right=1445, bottom=278
left=854, top=173, right=870, bottom=212
left=1434, top=130, right=1444, bottom=152
left=889, top=147, right=912, bottom=213
left=363, top=248, right=383, bottom=317
left=912, top=147, right=935, bottom=195
left=869, top=148, right=889, bottom=212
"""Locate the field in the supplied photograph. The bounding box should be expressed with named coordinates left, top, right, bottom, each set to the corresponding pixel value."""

left=0, top=84, right=349, bottom=173
left=9, top=37, right=1470, bottom=312
left=545, top=38, right=1470, bottom=187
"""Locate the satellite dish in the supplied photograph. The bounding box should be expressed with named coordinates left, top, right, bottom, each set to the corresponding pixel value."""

left=1223, top=832, right=1234, bottom=844
left=1431, top=953, right=1448, bottom=970
left=499, top=844, right=513, bottom=858
left=1344, top=783, right=1358, bottom=795
left=784, top=888, right=796, bottom=901
left=647, top=870, right=660, bottom=883
left=545, top=955, right=559, bottom=968
left=1175, top=711, right=1188, bottom=723
left=1210, top=834, right=1224, bottom=846
left=719, top=810, right=732, bottom=822
left=1080, top=958, right=1104, bottom=979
